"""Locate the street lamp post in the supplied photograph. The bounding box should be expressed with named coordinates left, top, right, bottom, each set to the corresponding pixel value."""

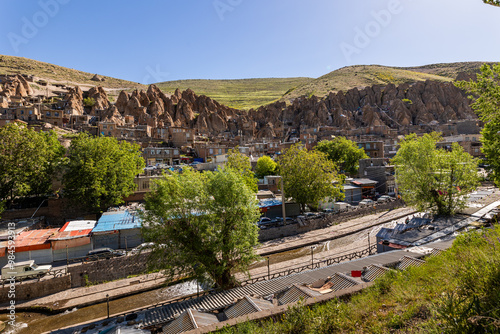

left=106, top=294, right=110, bottom=319
left=310, top=246, right=316, bottom=268
left=267, top=257, right=270, bottom=280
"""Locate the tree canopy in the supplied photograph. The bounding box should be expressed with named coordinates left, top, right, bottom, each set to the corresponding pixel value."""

left=226, top=147, right=258, bottom=192
left=255, top=155, right=277, bottom=178
left=142, top=167, right=261, bottom=289
left=392, top=133, right=479, bottom=216
left=63, top=133, right=144, bottom=212
left=483, top=0, right=500, bottom=7
left=277, top=144, right=344, bottom=212
left=315, top=137, right=369, bottom=175
left=456, top=63, right=500, bottom=186
left=0, top=123, right=65, bottom=207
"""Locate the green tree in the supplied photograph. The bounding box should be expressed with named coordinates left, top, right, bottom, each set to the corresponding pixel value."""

left=484, top=0, right=500, bottom=7
left=255, top=155, right=277, bottom=178
left=226, top=147, right=258, bottom=193
left=142, top=168, right=261, bottom=289
left=0, top=123, right=65, bottom=206
left=392, top=133, right=479, bottom=216
left=83, top=97, right=96, bottom=107
left=63, top=133, right=145, bottom=212
left=315, top=137, right=368, bottom=175
left=456, top=63, right=500, bottom=186
left=277, top=144, right=344, bottom=212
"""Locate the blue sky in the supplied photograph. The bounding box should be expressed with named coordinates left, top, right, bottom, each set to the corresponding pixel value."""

left=0, top=0, right=499, bottom=84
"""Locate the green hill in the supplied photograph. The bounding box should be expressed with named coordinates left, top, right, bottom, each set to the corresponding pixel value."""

left=281, top=62, right=495, bottom=101
left=219, top=225, right=500, bottom=333
left=0, top=54, right=146, bottom=90
left=155, top=78, right=313, bottom=110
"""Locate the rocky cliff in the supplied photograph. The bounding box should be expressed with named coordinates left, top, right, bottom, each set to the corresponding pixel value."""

left=93, top=79, right=475, bottom=138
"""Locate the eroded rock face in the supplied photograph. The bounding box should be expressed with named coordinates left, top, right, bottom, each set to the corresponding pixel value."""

left=64, top=86, right=84, bottom=115
left=76, top=79, right=476, bottom=141
left=1, top=75, right=34, bottom=97
left=87, top=86, right=110, bottom=113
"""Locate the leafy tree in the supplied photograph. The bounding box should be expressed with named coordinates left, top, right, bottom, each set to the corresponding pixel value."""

left=142, top=168, right=261, bottom=289
left=0, top=123, right=65, bottom=206
left=226, top=147, right=258, bottom=193
left=277, top=144, right=344, bottom=212
left=391, top=133, right=479, bottom=216
left=255, top=155, right=277, bottom=178
left=456, top=63, right=500, bottom=186
left=63, top=133, right=144, bottom=212
left=484, top=0, right=500, bottom=7
left=315, top=137, right=368, bottom=175
left=83, top=97, right=96, bottom=107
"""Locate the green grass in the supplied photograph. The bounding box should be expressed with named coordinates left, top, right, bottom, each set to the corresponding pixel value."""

left=217, top=224, right=500, bottom=333
left=156, top=78, right=313, bottom=110
left=0, top=54, right=146, bottom=90
left=281, top=65, right=455, bottom=101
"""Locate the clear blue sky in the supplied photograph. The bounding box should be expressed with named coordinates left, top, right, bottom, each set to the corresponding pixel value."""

left=0, top=0, right=499, bottom=84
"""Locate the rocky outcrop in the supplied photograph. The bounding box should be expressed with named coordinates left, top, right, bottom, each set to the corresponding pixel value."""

left=87, top=86, right=110, bottom=113
left=91, top=74, right=105, bottom=82
left=0, top=75, right=33, bottom=97
left=64, top=86, right=84, bottom=115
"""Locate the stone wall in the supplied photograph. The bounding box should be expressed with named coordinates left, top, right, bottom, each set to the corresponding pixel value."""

left=67, top=253, right=149, bottom=287
left=258, top=200, right=405, bottom=242
left=0, top=275, right=71, bottom=303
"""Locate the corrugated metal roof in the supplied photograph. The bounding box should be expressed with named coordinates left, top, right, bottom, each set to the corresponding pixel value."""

left=363, top=264, right=392, bottom=282
left=143, top=242, right=450, bottom=328
left=224, top=296, right=273, bottom=319
left=162, top=309, right=218, bottom=334
left=397, top=255, right=426, bottom=270
left=61, top=220, right=96, bottom=232
left=329, top=273, right=360, bottom=292
left=14, top=228, right=59, bottom=251
left=278, top=284, right=322, bottom=305
left=92, top=210, right=141, bottom=233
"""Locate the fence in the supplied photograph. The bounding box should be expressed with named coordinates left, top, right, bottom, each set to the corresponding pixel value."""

left=240, top=244, right=377, bottom=286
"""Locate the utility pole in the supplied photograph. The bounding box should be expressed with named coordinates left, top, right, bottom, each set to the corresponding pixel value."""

left=280, top=176, right=286, bottom=220
left=267, top=257, right=270, bottom=280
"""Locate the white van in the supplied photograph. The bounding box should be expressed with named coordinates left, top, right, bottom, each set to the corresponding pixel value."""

left=1, top=260, right=52, bottom=279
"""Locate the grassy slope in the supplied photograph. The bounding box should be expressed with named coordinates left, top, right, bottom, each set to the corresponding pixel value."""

left=155, top=78, right=313, bottom=110
left=0, top=54, right=146, bottom=90
left=219, top=225, right=500, bottom=333
left=281, top=65, right=454, bottom=101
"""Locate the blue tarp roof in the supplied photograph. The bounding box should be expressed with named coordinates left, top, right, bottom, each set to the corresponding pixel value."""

left=92, top=210, right=141, bottom=233
left=258, top=199, right=282, bottom=208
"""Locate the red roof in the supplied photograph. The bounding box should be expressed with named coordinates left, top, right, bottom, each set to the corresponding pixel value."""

left=15, top=228, right=59, bottom=252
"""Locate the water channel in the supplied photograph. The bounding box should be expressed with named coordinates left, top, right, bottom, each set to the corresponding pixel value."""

left=2, top=219, right=401, bottom=333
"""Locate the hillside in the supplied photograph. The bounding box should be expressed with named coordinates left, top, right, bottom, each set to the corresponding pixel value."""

left=402, top=61, right=495, bottom=78
left=281, top=62, right=496, bottom=102
left=0, top=55, right=146, bottom=90
left=155, top=77, right=313, bottom=110
left=281, top=65, right=454, bottom=101
left=218, top=226, right=500, bottom=333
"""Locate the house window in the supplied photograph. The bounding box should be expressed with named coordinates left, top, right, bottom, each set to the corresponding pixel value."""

left=29, top=110, right=33, bottom=115
left=209, top=149, right=213, bottom=154
left=366, top=143, right=371, bottom=149
left=46, top=112, right=51, bottom=116
left=54, top=112, right=59, bottom=117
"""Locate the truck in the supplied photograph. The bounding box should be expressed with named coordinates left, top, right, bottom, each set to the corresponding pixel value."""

left=1, top=260, right=52, bottom=280
left=333, top=202, right=351, bottom=212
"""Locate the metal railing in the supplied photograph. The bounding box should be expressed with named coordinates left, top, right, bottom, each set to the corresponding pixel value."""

left=239, top=244, right=377, bottom=286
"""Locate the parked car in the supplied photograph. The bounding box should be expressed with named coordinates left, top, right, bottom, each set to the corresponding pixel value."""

left=257, top=217, right=277, bottom=229
left=323, top=208, right=334, bottom=213
left=377, top=195, right=392, bottom=203
left=128, top=242, right=155, bottom=256
left=275, top=216, right=294, bottom=225
left=304, top=212, right=318, bottom=219
left=86, top=248, right=125, bottom=261
left=359, top=199, right=375, bottom=206
left=1, top=260, right=52, bottom=279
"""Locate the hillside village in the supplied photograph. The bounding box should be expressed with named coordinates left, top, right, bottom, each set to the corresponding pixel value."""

left=0, top=64, right=497, bottom=334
